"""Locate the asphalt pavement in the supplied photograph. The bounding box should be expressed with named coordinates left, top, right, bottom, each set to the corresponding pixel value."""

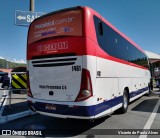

left=0, top=88, right=159, bottom=138
left=0, top=88, right=35, bottom=124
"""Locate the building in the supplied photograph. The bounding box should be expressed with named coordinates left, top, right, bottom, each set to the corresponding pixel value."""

left=145, top=50, right=160, bottom=87
left=145, top=50, right=160, bottom=64
left=0, top=68, right=13, bottom=73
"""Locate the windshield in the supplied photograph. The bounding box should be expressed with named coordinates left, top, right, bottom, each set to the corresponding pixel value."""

left=28, top=9, right=82, bottom=44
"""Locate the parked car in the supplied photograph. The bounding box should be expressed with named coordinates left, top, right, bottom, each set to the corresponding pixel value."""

left=1, top=74, right=10, bottom=89
left=154, top=67, right=160, bottom=72
left=0, top=72, right=7, bottom=83
left=156, top=77, right=160, bottom=88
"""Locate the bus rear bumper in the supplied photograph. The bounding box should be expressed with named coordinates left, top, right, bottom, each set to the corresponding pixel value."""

left=27, top=99, right=96, bottom=119
left=37, top=111, right=95, bottom=119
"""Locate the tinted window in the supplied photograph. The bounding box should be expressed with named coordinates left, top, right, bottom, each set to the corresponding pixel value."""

left=94, top=16, right=149, bottom=68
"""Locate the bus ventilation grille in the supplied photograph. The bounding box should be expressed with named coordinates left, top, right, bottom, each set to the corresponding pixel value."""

left=31, top=53, right=77, bottom=67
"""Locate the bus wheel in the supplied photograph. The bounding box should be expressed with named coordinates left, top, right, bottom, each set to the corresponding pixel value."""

left=146, top=90, right=151, bottom=96
left=90, top=119, right=95, bottom=123
left=120, top=89, right=129, bottom=114
left=145, top=85, right=151, bottom=96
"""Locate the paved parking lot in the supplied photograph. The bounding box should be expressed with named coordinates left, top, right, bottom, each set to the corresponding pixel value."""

left=0, top=88, right=160, bottom=137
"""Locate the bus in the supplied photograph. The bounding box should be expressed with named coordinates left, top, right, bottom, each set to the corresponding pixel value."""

left=27, top=6, right=150, bottom=119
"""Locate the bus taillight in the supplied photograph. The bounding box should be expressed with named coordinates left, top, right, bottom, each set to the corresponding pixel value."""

left=75, top=69, right=93, bottom=101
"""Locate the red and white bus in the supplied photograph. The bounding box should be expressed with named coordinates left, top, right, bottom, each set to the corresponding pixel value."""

left=27, top=6, right=150, bottom=119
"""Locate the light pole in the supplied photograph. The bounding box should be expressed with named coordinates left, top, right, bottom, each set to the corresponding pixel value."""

left=30, top=0, right=35, bottom=12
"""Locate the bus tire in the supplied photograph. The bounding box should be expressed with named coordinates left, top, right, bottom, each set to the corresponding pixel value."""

left=145, top=90, right=151, bottom=96
left=120, top=89, right=129, bottom=114
left=145, top=85, right=151, bottom=96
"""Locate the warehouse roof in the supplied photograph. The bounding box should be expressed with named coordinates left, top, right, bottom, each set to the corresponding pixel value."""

left=145, top=50, right=160, bottom=60
left=145, top=50, right=160, bottom=64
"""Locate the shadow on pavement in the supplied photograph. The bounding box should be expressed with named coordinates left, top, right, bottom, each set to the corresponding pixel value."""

left=2, top=101, right=28, bottom=116
left=131, top=99, right=160, bottom=113
left=22, top=115, right=110, bottom=137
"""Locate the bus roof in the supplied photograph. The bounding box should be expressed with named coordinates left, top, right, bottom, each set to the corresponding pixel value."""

left=30, top=6, right=145, bottom=55
left=83, top=6, right=145, bottom=54
left=32, top=6, right=82, bottom=24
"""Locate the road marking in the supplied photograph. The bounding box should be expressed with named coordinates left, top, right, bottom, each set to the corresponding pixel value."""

left=0, top=90, right=8, bottom=116
left=0, top=90, right=6, bottom=107
left=139, top=99, right=160, bottom=138
left=0, top=110, right=36, bottom=124
left=152, top=91, right=160, bottom=95
left=0, top=96, right=8, bottom=116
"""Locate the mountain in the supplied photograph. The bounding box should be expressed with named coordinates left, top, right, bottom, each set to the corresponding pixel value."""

left=0, top=58, right=26, bottom=69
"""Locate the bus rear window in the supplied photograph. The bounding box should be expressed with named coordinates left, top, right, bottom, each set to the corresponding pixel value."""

left=28, top=9, right=82, bottom=44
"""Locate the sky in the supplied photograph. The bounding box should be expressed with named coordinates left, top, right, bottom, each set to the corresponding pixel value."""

left=0, top=0, right=160, bottom=63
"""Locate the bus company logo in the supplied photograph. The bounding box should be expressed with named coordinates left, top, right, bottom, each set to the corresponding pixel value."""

left=34, top=17, right=74, bottom=29
left=37, top=41, right=68, bottom=52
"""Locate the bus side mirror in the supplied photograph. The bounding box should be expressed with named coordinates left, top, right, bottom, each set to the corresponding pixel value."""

left=98, top=22, right=103, bottom=35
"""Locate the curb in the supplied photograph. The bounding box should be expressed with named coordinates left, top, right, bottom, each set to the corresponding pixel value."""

left=0, top=90, right=7, bottom=109
left=0, top=96, right=8, bottom=116
left=0, top=110, right=37, bottom=124
left=0, top=96, right=5, bottom=108
left=0, top=90, right=37, bottom=124
left=152, top=91, right=160, bottom=95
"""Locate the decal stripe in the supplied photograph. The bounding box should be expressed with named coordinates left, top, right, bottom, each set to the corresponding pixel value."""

left=29, top=87, right=148, bottom=117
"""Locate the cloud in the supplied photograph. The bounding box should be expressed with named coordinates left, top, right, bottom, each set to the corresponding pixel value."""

left=0, top=56, right=5, bottom=59
left=12, top=59, right=26, bottom=64
left=0, top=56, right=26, bottom=64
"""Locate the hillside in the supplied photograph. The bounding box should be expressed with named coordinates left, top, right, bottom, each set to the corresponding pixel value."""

left=0, top=59, right=26, bottom=68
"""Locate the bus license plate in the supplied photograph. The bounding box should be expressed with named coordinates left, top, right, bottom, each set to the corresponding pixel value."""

left=45, top=105, right=56, bottom=110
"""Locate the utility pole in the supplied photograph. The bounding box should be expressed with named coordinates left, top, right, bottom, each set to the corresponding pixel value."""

left=30, top=0, right=35, bottom=12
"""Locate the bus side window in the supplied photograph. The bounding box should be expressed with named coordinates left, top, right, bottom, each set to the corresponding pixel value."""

left=98, top=22, right=103, bottom=35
